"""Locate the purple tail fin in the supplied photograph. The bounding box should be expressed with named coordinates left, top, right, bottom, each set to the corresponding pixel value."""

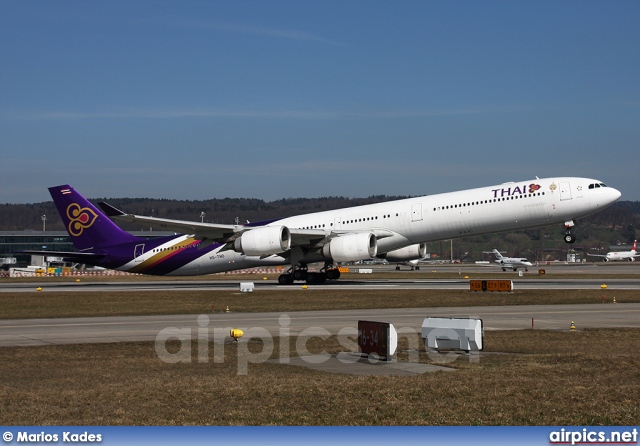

left=49, top=185, right=140, bottom=251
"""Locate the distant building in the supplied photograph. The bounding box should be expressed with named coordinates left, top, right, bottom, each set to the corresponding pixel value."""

left=0, top=230, right=174, bottom=268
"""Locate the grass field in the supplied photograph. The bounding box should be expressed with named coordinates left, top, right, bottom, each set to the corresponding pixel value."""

left=1, top=288, right=640, bottom=319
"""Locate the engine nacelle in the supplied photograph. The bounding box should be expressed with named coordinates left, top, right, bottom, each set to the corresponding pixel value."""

left=234, top=226, right=291, bottom=256
left=322, top=233, right=377, bottom=263
left=383, top=243, right=427, bottom=263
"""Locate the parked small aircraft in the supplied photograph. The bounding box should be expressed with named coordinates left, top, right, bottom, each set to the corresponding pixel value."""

left=485, top=248, right=533, bottom=271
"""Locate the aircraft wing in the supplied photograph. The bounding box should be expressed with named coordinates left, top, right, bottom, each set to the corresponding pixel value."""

left=288, top=228, right=396, bottom=247
left=288, top=228, right=331, bottom=247
left=586, top=253, right=608, bottom=258
left=99, top=202, right=398, bottom=249
left=99, top=202, right=238, bottom=241
left=101, top=201, right=326, bottom=245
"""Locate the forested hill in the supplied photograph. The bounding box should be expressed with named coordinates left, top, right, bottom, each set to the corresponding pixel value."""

left=0, top=195, right=408, bottom=232
left=1, top=197, right=638, bottom=254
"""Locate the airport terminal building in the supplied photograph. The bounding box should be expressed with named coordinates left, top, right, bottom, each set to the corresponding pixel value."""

left=0, top=230, right=174, bottom=269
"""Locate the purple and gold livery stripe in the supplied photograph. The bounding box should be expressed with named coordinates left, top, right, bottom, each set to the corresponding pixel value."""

left=127, top=237, right=201, bottom=274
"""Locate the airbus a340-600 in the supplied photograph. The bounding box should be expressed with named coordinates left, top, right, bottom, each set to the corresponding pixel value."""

left=24, top=178, right=620, bottom=284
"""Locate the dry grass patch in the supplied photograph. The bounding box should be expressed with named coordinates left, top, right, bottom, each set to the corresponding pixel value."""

left=1, top=289, right=639, bottom=319
left=1, top=328, right=639, bottom=425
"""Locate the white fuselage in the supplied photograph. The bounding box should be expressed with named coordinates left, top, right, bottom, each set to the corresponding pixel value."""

left=494, top=258, right=534, bottom=270
left=603, top=250, right=637, bottom=261
left=275, top=177, right=618, bottom=253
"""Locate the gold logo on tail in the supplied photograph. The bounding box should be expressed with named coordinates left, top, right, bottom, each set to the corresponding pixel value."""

left=67, top=204, right=98, bottom=237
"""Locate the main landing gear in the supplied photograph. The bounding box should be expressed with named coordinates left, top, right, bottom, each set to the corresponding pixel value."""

left=277, top=263, right=341, bottom=285
left=564, top=220, right=576, bottom=244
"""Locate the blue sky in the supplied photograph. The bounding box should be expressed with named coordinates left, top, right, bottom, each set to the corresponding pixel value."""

left=1, top=0, right=639, bottom=204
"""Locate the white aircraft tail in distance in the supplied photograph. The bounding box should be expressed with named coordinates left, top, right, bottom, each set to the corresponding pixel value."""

left=587, top=240, right=638, bottom=262
left=485, top=248, right=534, bottom=271
left=22, top=177, right=621, bottom=284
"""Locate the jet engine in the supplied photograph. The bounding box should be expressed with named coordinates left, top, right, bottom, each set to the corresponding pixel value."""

left=233, top=226, right=291, bottom=256
left=322, top=233, right=377, bottom=263
left=383, top=243, right=427, bottom=262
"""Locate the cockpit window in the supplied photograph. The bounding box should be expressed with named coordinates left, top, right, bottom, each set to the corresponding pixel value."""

left=599, top=183, right=607, bottom=187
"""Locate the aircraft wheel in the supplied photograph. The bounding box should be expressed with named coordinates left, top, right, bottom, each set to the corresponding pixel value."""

left=564, top=233, right=576, bottom=244
left=306, top=273, right=327, bottom=284
left=395, top=265, right=400, bottom=271
left=278, top=274, right=294, bottom=285
left=326, top=269, right=341, bottom=280
left=293, top=269, right=308, bottom=281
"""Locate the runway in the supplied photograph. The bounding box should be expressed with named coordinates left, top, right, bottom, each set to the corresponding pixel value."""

left=2, top=262, right=638, bottom=292
left=1, top=277, right=639, bottom=292
left=1, top=303, right=639, bottom=347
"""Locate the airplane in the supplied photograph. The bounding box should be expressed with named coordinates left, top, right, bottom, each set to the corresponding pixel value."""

left=382, top=244, right=431, bottom=271
left=393, top=258, right=426, bottom=271
left=485, top=248, right=533, bottom=271
left=21, top=177, right=620, bottom=284
left=587, top=240, right=638, bottom=262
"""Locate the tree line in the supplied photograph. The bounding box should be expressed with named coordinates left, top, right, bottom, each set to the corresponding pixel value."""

left=0, top=195, right=407, bottom=232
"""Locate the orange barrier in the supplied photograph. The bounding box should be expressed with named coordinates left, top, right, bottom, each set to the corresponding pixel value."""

left=470, top=279, right=513, bottom=292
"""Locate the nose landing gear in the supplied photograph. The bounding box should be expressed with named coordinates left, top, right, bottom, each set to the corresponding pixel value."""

left=564, top=220, right=576, bottom=244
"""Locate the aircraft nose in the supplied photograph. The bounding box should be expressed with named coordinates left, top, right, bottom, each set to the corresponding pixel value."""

left=610, top=187, right=622, bottom=202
